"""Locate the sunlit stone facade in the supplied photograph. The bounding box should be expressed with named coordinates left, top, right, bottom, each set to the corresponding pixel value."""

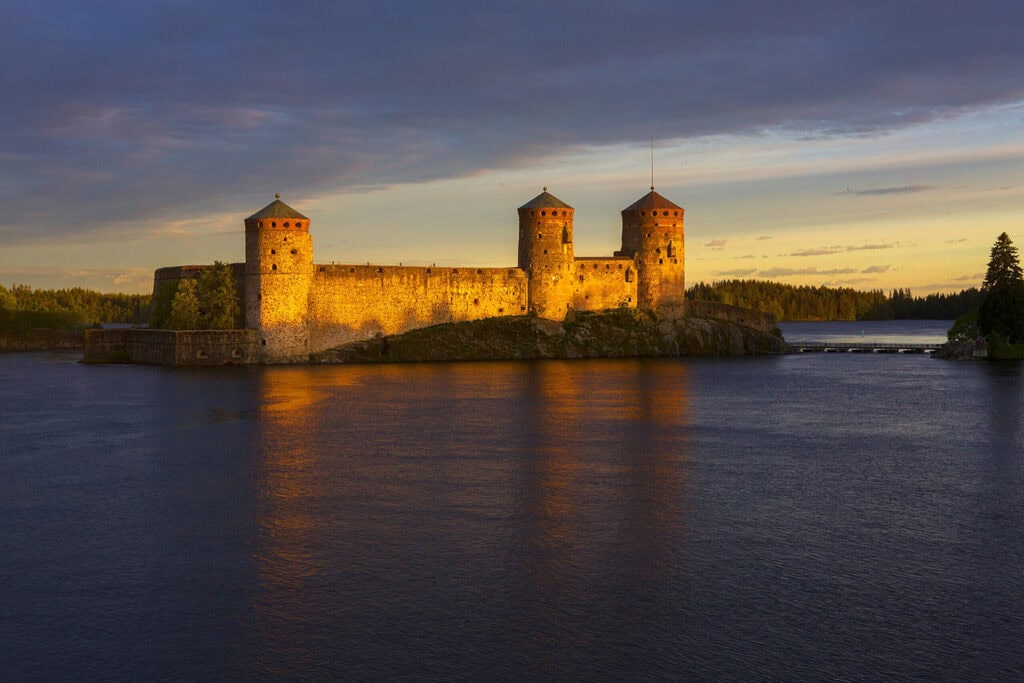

left=156, top=187, right=686, bottom=362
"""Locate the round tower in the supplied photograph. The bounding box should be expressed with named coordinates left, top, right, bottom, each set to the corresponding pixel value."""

left=518, top=187, right=575, bottom=320
left=244, top=194, right=313, bottom=361
left=618, top=188, right=685, bottom=316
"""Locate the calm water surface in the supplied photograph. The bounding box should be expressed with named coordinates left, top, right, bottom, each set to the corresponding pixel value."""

left=1, top=322, right=1022, bottom=680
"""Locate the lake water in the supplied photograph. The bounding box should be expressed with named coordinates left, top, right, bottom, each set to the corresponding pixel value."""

left=2, top=321, right=1022, bottom=680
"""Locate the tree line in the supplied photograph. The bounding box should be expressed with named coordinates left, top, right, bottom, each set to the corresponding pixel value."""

left=686, top=280, right=982, bottom=321
left=0, top=283, right=150, bottom=331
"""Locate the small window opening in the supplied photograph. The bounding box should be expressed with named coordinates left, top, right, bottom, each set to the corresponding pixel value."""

left=231, top=348, right=242, bottom=359
left=426, top=268, right=432, bottom=274
left=290, top=249, right=297, bottom=255
left=377, top=267, right=383, bottom=273
left=284, top=222, right=290, bottom=228
left=349, top=267, right=355, bottom=273
left=271, top=264, right=277, bottom=271
left=543, top=249, right=548, bottom=254
left=271, top=221, right=277, bottom=228
left=477, top=269, right=482, bottom=274
left=271, top=249, right=276, bottom=254
left=473, top=298, right=480, bottom=305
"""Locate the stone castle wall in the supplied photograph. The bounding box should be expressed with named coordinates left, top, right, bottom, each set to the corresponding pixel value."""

left=573, top=257, right=637, bottom=311
left=83, top=329, right=259, bottom=365
left=306, top=264, right=529, bottom=351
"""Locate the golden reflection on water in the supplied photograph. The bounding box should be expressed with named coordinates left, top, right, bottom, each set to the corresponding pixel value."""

left=517, top=360, right=693, bottom=586
left=246, top=359, right=694, bottom=666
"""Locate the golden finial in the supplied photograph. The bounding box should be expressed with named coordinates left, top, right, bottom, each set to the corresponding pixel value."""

left=275, top=192, right=281, bottom=199
left=543, top=186, right=548, bottom=192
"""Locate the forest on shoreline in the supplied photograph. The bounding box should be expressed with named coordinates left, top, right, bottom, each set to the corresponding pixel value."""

left=686, top=280, right=980, bottom=321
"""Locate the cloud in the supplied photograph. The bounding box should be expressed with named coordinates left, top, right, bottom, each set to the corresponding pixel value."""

left=861, top=264, right=891, bottom=273
left=3, top=2, right=1024, bottom=246
left=790, top=247, right=844, bottom=256
left=945, top=238, right=969, bottom=244
left=758, top=266, right=858, bottom=278
left=704, top=239, right=728, bottom=249
left=789, top=242, right=897, bottom=257
left=837, top=185, right=934, bottom=196
left=716, top=268, right=757, bottom=277
left=953, top=273, right=983, bottom=281
left=735, top=254, right=756, bottom=259
left=756, top=236, right=772, bottom=241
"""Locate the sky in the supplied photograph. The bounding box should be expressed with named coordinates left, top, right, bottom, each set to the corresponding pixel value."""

left=3, top=0, right=1024, bottom=295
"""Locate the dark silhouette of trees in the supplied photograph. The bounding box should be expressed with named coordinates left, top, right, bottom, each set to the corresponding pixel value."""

left=686, top=279, right=980, bottom=321
left=978, top=232, right=1024, bottom=343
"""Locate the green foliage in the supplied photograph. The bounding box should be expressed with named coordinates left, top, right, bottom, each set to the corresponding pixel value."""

left=150, top=262, right=242, bottom=330
left=167, top=279, right=200, bottom=329
left=0, top=308, right=83, bottom=333
left=685, top=280, right=981, bottom=321
left=947, top=309, right=981, bottom=342
left=197, top=261, right=241, bottom=329
left=0, top=284, right=16, bottom=310
left=0, top=284, right=149, bottom=326
left=149, top=281, right=179, bottom=329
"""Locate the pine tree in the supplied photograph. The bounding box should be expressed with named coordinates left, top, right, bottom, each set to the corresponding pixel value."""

left=983, top=232, right=1023, bottom=290
left=979, top=233, right=1024, bottom=344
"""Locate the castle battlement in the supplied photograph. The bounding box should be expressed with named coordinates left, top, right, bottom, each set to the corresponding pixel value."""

left=155, top=187, right=686, bottom=362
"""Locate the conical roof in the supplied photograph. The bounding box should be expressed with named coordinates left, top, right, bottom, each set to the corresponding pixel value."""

left=622, top=189, right=683, bottom=212
left=519, top=187, right=573, bottom=210
left=246, top=195, right=309, bottom=221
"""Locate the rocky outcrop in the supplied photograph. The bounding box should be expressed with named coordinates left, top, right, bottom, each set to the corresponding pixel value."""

left=932, top=340, right=985, bottom=360
left=311, top=309, right=784, bottom=363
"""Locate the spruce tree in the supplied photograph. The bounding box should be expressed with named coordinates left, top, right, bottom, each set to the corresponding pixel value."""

left=979, top=233, right=1024, bottom=344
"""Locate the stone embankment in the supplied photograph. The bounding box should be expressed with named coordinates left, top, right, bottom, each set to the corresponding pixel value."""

left=311, top=309, right=784, bottom=364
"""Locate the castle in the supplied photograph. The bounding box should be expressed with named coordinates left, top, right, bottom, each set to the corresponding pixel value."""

left=154, top=186, right=687, bottom=362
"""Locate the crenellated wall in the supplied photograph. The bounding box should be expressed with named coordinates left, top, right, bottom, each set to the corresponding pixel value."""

left=306, top=264, right=529, bottom=351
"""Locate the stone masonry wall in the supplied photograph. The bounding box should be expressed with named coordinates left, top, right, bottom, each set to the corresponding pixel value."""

left=306, top=265, right=529, bottom=353
left=573, top=257, right=637, bottom=311
left=83, top=329, right=259, bottom=365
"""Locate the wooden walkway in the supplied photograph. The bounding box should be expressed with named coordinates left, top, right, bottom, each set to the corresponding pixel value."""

left=785, top=341, right=941, bottom=354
